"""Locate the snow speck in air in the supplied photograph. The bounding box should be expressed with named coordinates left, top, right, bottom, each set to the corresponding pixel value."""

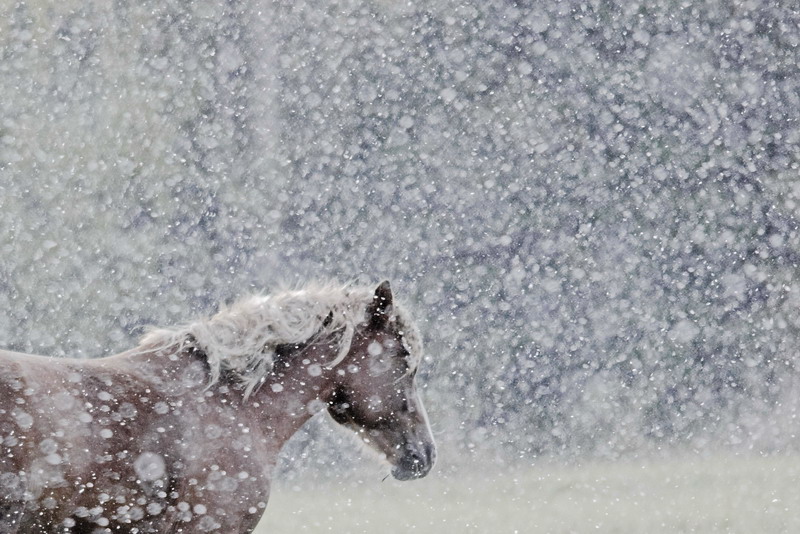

left=133, top=452, right=166, bottom=481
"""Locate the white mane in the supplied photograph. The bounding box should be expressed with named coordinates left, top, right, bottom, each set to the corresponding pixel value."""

left=139, top=283, right=421, bottom=398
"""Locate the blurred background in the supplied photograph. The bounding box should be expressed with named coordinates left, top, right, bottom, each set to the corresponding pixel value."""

left=2, top=0, right=800, bottom=531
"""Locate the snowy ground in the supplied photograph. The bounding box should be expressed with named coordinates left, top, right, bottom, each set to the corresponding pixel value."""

left=256, top=454, right=800, bottom=534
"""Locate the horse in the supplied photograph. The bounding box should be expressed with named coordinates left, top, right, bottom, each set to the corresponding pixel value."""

left=0, top=281, right=435, bottom=533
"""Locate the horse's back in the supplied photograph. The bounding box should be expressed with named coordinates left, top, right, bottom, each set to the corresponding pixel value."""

left=0, top=347, right=92, bottom=366
left=0, top=348, right=117, bottom=483
left=0, top=348, right=166, bottom=532
left=0, top=348, right=81, bottom=382
left=0, top=349, right=73, bottom=462
left=0, top=349, right=47, bottom=531
left=0, top=348, right=77, bottom=404
left=0, top=347, right=40, bottom=360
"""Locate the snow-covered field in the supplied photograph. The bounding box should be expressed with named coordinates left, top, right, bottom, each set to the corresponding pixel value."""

left=256, top=454, right=800, bottom=533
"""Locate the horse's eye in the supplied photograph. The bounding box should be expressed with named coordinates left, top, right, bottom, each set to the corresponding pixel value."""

left=328, top=388, right=353, bottom=424
left=329, top=401, right=350, bottom=424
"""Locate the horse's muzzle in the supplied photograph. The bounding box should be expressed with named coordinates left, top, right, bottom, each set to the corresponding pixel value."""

left=391, top=441, right=436, bottom=480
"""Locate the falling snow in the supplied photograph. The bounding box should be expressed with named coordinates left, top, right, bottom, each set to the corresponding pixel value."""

left=133, top=452, right=166, bottom=482
left=2, top=0, right=800, bottom=532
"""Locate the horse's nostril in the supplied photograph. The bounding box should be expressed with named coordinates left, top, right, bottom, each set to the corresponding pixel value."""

left=406, top=447, right=430, bottom=471
left=404, top=443, right=424, bottom=461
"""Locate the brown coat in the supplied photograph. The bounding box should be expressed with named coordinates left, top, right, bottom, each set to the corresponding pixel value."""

left=0, top=283, right=435, bottom=533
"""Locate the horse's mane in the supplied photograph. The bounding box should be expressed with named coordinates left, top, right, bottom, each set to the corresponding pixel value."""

left=139, top=283, right=421, bottom=398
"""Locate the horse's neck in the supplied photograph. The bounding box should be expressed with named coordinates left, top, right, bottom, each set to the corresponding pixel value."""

left=247, top=342, right=339, bottom=450
left=127, top=341, right=340, bottom=457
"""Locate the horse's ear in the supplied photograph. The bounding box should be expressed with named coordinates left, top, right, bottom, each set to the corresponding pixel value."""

left=368, top=280, right=393, bottom=327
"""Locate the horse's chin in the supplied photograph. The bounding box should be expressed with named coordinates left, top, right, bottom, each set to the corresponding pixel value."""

left=391, top=461, right=431, bottom=481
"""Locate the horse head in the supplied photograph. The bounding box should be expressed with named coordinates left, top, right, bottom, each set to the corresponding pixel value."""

left=327, top=281, right=436, bottom=480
